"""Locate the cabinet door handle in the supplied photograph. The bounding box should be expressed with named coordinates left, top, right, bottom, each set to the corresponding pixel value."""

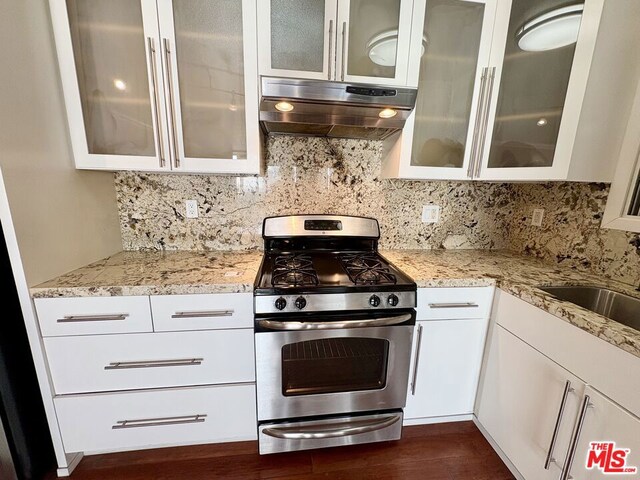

left=560, top=394, right=593, bottom=480
left=468, top=67, right=488, bottom=178
left=112, top=414, right=206, bottom=429
left=57, top=314, right=129, bottom=323
left=163, top=38, right=180, bottom=169
left=340, top=22, right=347, bottom=81
left=147, top=37, right=165, bottom=168
left=104, top=358, right=203, bottom=370
left=428, top=302, right=479, bottom=309
left=475, top=66, right=496, bottom=178
left=171, top=310, right=234, bottom=319
left=544, top=380, right=574, bottom=469
left=327, top=20, right=334, bottom=80
left=410, top=324, right=424, bottom=395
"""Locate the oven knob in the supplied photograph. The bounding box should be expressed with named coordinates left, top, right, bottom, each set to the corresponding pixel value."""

left=294, top=296, right=307, bottom=310
left=387, top=294, right=399, bottom=307
left=369, top=295, right=381, bottom=307
left=274, top=297, right=287, bottom=310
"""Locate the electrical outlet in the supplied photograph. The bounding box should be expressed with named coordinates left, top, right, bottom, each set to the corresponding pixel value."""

left=532, top=208, right=544, bottom=227
left=185, top=200, right=198, bottom=219
left=422, top=205, right=440, bottom=224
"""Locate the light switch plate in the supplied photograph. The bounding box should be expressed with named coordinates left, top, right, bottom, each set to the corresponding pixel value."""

left=532, top=208, right=544, bottom=227
left=185, top=200, right=198, bottom=219
left=422, top=205, right=440, bottom=224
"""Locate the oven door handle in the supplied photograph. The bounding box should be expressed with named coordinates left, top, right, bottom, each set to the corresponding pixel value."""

left=256, top=313, right=412, bottom=331
left=262, top=413, right=401, bottom=440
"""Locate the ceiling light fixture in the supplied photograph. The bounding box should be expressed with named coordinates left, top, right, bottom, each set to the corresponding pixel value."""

left=274, top=101, right=294, bottom=112
left=367, top=30, right=428, bottom=67
left=537, top=118, right=548, bottom=126
left=516, top=3, right=583, bottom=52
left=379, top=108, right=397, bottom=119
left=113, top=78, right=127, bottom=91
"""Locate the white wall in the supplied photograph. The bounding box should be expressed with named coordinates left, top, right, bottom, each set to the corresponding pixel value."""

left=0, top=0, right=122, bottom=286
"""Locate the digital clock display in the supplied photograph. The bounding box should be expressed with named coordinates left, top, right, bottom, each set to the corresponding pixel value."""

left=304, top=220, right=343, bottom=231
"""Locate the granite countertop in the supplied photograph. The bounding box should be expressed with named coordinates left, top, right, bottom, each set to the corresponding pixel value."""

left=31, top=249, right=640, bottom=359
left=382, top=249, right=640, bottom=359
left=30, top=250, right=263, bottom=297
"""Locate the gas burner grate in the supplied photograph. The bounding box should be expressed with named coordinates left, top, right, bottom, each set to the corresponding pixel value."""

left=339, top=253, right=397, bottom=285
left=271, top=254, right=319, bottom=287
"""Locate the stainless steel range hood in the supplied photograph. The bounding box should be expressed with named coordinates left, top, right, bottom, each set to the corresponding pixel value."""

left=259, top=77, right=417, bottom=141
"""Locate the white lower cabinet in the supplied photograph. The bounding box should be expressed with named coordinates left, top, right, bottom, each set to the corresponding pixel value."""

left=150, top=293, right=253, bottom=332
left=477, top=324, right=583, bottom=479
left=34, top=296, right=153, bottom=337
left=405, top=317, right=489, bottom=420
left=45, top=329, right=255, bottom=394
left=564, top=386, right=640, bottom=479
left=476, top=290, right=640, bottom=480
left=34, top=292, right=258, bottom=474
left=405, top=286, right=493, bottom=423
left=55, top=384, right=257, bottom=453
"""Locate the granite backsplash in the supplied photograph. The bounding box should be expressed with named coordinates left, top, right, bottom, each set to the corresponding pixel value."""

left=508, top=182, right=640, bottom=287
left=115, top=135, right=640, bottom=287
left=116, top=136, right=516, bottom=251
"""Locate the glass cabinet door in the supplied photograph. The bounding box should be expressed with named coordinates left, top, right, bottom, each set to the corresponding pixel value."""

left=337, top=0, right=413, bottom=85
left=157, top=0, right=260, bottom=173
left=410, top=0, right=488, bottom=176
left=480, top=0, right=584, bottom=177
left=63, top=0, right=167, bottom=169
left=257, top=0, right=337, bottom=80
left=386, top=0, right=497, bottom=180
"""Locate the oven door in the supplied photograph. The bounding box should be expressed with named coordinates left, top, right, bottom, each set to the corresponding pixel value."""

left=255, top=311, right=414, bottom=421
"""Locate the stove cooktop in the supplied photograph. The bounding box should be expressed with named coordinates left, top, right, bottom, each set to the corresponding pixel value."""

left=255, top=250, right=415, bottom=296
left=254, top=215, right=417, bottom=314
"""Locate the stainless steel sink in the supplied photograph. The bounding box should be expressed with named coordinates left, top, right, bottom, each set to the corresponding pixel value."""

left=539, top=286, right=640, bottom=332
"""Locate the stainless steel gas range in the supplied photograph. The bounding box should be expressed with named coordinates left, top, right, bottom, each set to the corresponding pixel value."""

left=254, top=215, right=417, bottom=454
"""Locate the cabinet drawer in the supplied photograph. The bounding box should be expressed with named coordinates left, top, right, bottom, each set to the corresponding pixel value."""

left=45, top=330, right=255, bottom=394
left=416, top=287, right=494, bottom=320
left=150, top=293, right=253, bottom=332
left=34, top=296, right=152, bottom=337
left=55, top=384, right=257, bottom=453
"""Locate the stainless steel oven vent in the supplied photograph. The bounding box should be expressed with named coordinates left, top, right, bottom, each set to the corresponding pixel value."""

left=260, top=77, right=417, bottom=141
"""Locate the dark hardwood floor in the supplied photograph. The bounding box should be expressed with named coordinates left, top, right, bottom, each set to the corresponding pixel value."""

left=46, top=422, right=514, bottom=479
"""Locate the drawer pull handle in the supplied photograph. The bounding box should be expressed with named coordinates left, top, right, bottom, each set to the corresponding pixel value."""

left=57, top=314, right=129, bottom=323
left=112, top=414, right=207, bottom=429
left=171, top=310, right=234, bottom=319
left=428, top=302, right=479, bottom=309
left=104, top=358, right=203, bottom=370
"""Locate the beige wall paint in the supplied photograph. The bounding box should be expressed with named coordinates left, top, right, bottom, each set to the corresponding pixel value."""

left=0, top=0, right=122, bottom=286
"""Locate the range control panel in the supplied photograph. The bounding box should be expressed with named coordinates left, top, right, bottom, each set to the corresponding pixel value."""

left=255, top=291, right=416, bottom=315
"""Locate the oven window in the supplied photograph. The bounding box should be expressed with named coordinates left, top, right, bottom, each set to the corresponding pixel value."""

left=281, top=337, right=389, bottom=396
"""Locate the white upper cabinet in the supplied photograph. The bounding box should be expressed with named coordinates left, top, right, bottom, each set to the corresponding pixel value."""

left=382, top=0, right=498, bottom=180
left=383, top=0, right=640, bottom=182
left=51, top=0, right=166, bottom=171
left=257, top=0, right=337, bottom=81
left=336, top=0, right=414, bottom=86
left=257, top=0, right=414, bottom=86
left=50, top=0, right=261, bottom=174
left=157, top=0, right=260, bottom=174
left=602, top=77, right=640, bottom=233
